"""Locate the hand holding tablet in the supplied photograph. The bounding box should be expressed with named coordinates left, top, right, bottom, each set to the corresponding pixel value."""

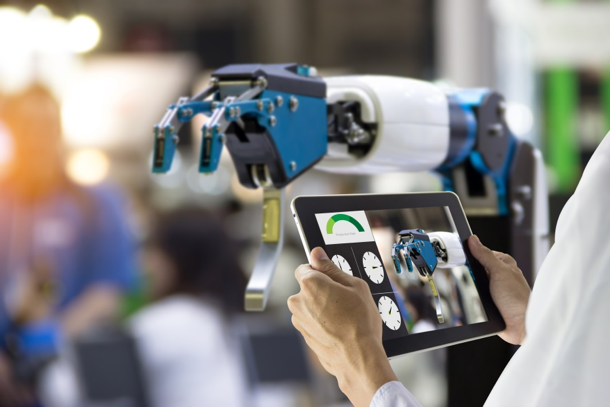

left=291, top=192, right=506, bottom=357
left=467, top=236, right=530, bottom=345
left=289, top=235, right=530, bottom=407
left=288, top=247, right=399, bottom=406
left=289, top=191, right=532, bottom=407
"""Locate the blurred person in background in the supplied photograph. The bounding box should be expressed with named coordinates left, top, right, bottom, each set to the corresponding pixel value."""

left=0, top=84, right=137, bottom=406
left=132, top=208, right=249, bottom=407
left=404, top=285, right=438, bottom=334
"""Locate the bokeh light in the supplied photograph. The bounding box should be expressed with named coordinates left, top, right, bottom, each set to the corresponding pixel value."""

left=0, top=6, right=101, bottom=95
left=28, top=5, right=66, bottom=54
left=0, top=123, right=14, bottom=177
left=0, top=7, right=32, bottom=93
left=230, top=173, right=261, bottom=204
left=187, top=164, right=231, bottom=196
left=66, top=148, right=110, bottom=185
left=66, top=15, right=101, bottom=53
left=149, top=150, right=184, bottom=189
left=505, top=102, right=534, bottom=137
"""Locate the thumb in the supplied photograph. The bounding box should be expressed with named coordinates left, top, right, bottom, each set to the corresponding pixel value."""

left=310, top=247, right=353, bottom=285
left=468, top=235, right=504, bottom=272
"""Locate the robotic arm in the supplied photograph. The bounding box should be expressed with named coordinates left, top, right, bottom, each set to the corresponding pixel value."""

left=391, top=229, right=467, bottom=324
left=153, top=64, right=327, bottom=184
left=154, top=65, right=327, bottom=311
left=153, top=63, right=548, bottom=311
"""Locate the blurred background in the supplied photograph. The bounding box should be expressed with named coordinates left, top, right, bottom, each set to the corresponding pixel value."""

left=0, top=0, right=608, bottom=406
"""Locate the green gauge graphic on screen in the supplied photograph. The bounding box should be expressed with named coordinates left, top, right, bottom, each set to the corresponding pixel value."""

left=326, top=213, right=365, bottom=234
left=315, top=211, right=375, bottom=245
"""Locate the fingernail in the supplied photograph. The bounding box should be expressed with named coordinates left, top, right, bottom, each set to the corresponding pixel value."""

left=312, top=247, right=329, bottom=261
left=473, top=235, right=482, bottom=246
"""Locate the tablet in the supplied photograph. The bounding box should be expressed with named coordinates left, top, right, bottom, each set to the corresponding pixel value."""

left=291, top=192, right=504, bottom=358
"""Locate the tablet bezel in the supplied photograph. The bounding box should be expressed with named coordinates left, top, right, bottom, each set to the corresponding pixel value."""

left=291, top=192, right=505, bottom=358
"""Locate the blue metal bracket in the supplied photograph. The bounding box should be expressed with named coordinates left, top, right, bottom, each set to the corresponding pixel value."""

left=176, top=100, right=215, bottom=121
left=152, top=124, right=178, bottom=173
left=199, top=124, right=224, bottom=172
left=223, top=99, right=273, bottom=122
left=152, top=86, right=217, bottom=174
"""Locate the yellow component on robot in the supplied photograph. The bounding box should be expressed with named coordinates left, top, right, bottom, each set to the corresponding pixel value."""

left=429, top=277, right=439, bottom=297
left=262, top=195, right=281, bottom=242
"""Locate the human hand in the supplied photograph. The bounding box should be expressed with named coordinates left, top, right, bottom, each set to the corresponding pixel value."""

left=288, top=247, right=397, bottom=407
left=468, top=235, right=530, bottom=345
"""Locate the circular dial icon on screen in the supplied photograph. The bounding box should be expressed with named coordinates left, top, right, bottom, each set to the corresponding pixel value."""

left=331, top=254, right=353, bottom=276
left=378, top=296, right=402, bottom=331
left=362, top=251, right=384, bottom=284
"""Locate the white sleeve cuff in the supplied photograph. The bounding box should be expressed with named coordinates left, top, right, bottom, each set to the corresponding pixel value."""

left=370, top=381, right=422, bottom=407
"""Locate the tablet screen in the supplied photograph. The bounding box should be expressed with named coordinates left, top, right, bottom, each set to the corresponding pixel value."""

left=314, top=206, right=488, bottom=342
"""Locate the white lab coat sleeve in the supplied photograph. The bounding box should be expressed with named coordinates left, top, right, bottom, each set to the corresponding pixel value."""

left=370, top=381, right=423, bottom=407
left=485, top=132, right=610, bottom=407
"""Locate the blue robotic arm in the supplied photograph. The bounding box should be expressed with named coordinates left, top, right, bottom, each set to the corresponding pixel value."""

left=391, top=229, right=449, bottom=323
left=153, top=64, right=331, bottom=310
left=152, top=63, right=548, bottom=311
left=152, top=64, right=328, bottom=187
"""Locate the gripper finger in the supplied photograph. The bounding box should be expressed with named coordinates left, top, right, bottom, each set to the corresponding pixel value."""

left=428, top=276, right=445, bottom=324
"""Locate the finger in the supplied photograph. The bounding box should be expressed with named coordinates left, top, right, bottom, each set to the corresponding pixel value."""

left=310, top=247, right=354, bottom=286
left=493, top=251, right=518, bottom=267
left=468, top=235, right=506, bottom=272
left=287, top=294, right=301, bottom=315
left=287, top=293, right=319, bottom=322
left=294, top=264, right=334, bottom=289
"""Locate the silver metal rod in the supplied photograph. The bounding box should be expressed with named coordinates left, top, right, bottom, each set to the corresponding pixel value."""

left=245, top=188, right=285, bottom=311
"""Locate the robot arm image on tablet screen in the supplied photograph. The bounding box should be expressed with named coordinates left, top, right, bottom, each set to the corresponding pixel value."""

left=152, top=63, right=548, bottom=311
left=391, top=229, right=466, bottom=324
